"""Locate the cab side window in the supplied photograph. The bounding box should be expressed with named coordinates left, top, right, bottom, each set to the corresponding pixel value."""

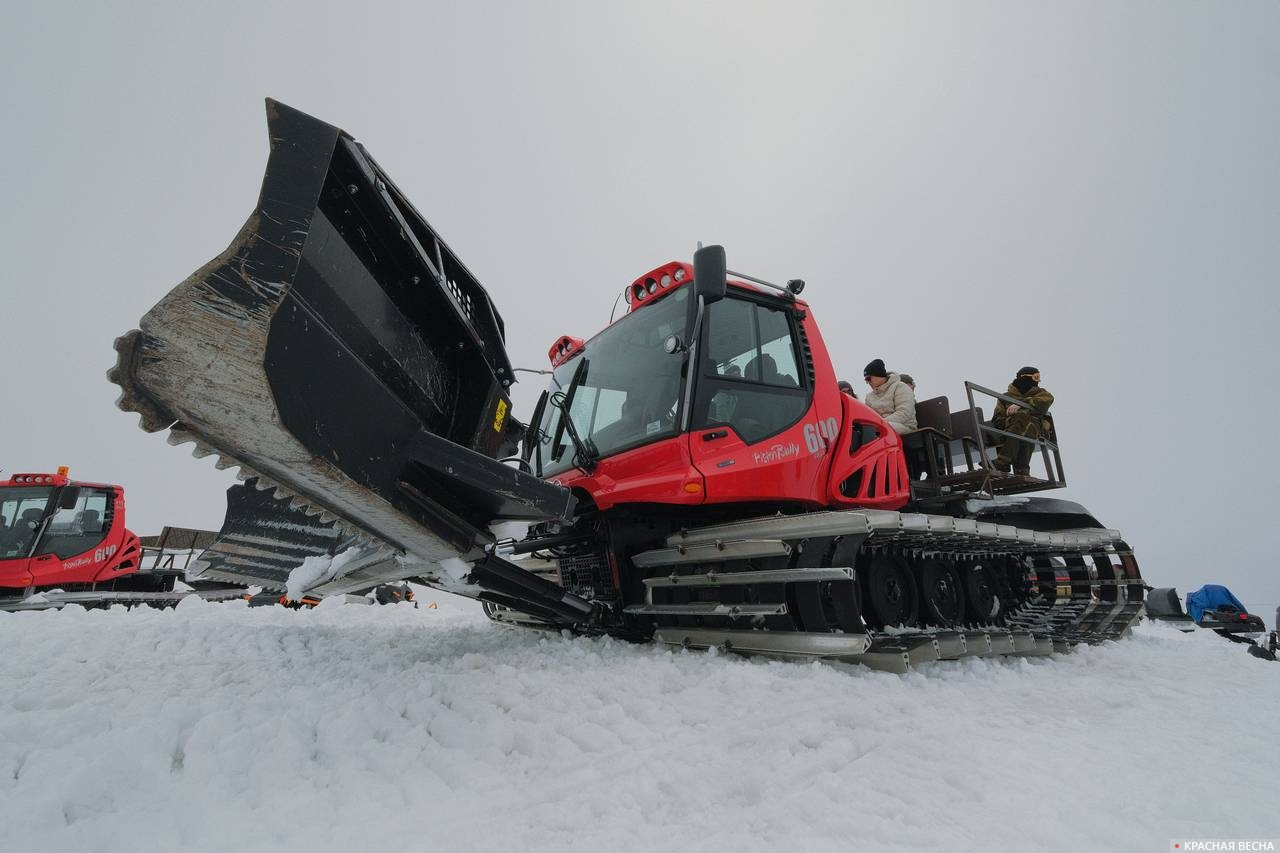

left=695, top=298, right=809, bottom=444
left=0, top=491, right=51, bottom=559
left=36, top=489, right=111, bottom=559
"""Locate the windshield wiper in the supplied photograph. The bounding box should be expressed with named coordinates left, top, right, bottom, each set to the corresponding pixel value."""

left=549, top=357, right=599, bottom=472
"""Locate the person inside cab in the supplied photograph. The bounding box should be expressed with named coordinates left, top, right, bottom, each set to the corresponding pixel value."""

left=862, top=359, right=917, bottom=434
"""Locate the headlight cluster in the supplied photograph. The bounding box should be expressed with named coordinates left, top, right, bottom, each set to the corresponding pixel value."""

left=548, top=336, right=585, bottom=367
left=13, top=475, right=54, bottom=484
left=624, top=263, right=690, bottom=308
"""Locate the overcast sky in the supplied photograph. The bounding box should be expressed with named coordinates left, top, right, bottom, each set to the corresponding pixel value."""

left=2, top=1, right=1277, bottom=611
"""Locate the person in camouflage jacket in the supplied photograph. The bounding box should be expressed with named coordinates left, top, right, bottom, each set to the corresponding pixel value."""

left=992, top=366, right=1054, bottom=476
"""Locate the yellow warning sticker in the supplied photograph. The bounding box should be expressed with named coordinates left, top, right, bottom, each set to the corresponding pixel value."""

left=493, top=398, right=508, bottom=433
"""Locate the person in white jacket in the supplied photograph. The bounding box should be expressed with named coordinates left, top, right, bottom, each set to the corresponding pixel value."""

left=862, top=358, right=917, bottom=434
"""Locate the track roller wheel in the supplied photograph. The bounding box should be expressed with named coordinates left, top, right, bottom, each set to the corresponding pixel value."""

left=862, top=554, right=918, bottom=629
left=792, top=577, right=864, bottom=633
left=961, top=562, right=1001, bottom=624
left=822, top=578, right=864, bottom=633
left=915, top=559, right=965, bottom=627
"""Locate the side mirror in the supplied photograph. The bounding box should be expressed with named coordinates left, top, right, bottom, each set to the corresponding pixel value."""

left=693, top=245, right=726, bottom=306
left=58, top=487, right=81, bottom=510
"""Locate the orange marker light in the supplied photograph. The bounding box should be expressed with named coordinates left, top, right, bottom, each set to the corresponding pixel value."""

left=56, top=466, right=69, bottom=477
left=683, top=482, right=702, bottom=494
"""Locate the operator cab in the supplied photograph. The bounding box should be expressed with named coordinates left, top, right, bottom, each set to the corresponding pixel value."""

left=0, top=470, right=124, bottom=590
left=525, top=257, right=811, bottom=484
left=530, top=283, right=691, bottom=478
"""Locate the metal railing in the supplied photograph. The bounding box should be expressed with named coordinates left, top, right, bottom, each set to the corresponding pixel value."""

left=138, top=526, right=220, bottom=574
left=962, top=381, right=1065, bottom=486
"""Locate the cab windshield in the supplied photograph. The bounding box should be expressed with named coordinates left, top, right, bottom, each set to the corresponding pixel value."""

left=532, top=286, right=691, bottom=477
left=0, top=487, right=53, bottom=559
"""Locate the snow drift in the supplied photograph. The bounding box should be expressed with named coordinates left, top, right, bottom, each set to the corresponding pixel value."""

left=1, top=599, right=1276, bottom=852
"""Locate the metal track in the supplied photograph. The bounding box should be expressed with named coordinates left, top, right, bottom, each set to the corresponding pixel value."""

left=632, top=539, right=792, bottom=568
left=633, top=508, right=1143, bottom=670
left=664, top=510, right=1124, bottom=555
left=625, top=602, right=789, bottom=619
left=0, top=587, right=248, bottom=613
left=643, top=566, right=854, bottom=588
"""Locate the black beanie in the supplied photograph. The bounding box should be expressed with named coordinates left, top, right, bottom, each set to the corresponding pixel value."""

left=863, top=358, right=888, bottom=379
left=1017, top=366, right=1040, bottom=377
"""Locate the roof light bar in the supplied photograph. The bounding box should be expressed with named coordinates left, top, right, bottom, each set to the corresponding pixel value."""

left=725, top=268, right=806, bottom=297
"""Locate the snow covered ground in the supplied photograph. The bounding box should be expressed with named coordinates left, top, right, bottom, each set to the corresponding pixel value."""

left=1, top=597, right=1276, bottom=853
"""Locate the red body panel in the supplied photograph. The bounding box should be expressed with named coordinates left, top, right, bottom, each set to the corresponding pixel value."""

left=824, top=395, right=911, bottom=509
left=0, top=477, right=141, bottom=591
left=550, top=433, right=705, bottom=511
left=549, top=277, right=912, bottom=512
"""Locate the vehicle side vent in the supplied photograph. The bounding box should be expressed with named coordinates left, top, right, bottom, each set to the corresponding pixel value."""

left=841, top=469, right=863, bottom=497
left=850, top=422, right=880, bottom=454
left=794, top=318, right=816, bottom=387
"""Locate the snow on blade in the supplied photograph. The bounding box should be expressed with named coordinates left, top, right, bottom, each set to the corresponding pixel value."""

left=437, top=556, right=472, bottom=580
left=488, top=520, right=532, bottom=542
left=285, top=548, right=363, bottom=600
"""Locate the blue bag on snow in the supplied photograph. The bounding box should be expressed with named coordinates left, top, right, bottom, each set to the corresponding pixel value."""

left=1185, top=584, right=1248, bottom=623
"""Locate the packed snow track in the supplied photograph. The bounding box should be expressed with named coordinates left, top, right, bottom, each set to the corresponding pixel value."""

left=1, top=597, right=1275, bottom=852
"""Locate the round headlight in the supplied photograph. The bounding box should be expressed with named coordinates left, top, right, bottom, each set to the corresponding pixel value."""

left=673, top=267, right=686, bottom=282
left=634, top=284, right=646, bottom=301
left=660, top=274, right=671, bottom=288
left=645, top=277, right=658, bottom=294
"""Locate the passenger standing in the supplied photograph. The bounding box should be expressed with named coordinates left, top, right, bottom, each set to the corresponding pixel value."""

left=899, top=373, right=916, bottom=392
left=862, top=359, right=917, bottom=434
left=837, top=379, right=858, bottom=400
left=992, top=366, right=1054, bottom=475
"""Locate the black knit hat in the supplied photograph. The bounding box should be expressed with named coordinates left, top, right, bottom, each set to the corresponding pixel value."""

left=1017, top=366, right=1040, bottom=377
left=863, top=358, right=888, bottom=379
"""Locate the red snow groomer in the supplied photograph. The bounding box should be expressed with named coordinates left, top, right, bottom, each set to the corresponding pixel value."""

left=111, top=100, right=1147, bottom=671
left=0, top=469, right=141, bottom=591
left=0, top=470, right=242, bottom=611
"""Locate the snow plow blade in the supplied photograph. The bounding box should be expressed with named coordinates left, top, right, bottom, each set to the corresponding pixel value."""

left=112, top=99, right=578, bottom=607
left=191, top=480, right=399, bottom=597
